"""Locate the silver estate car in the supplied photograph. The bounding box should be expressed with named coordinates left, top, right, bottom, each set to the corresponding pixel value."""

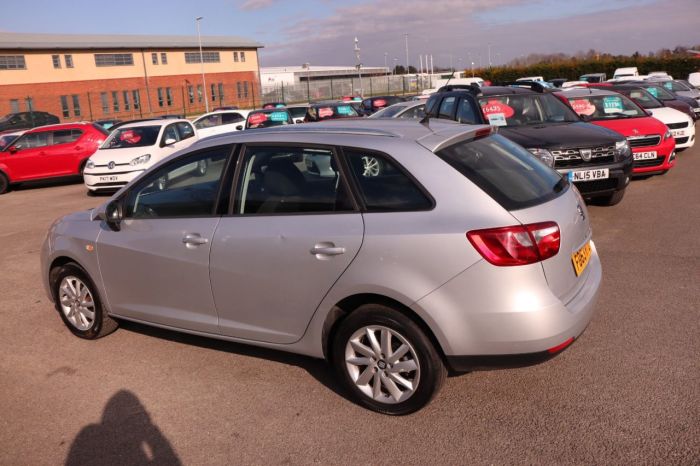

left=41, top=120, right=602, bottom=415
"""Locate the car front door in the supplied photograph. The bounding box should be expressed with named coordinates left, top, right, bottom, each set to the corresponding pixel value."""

left=96, top=145, right=234, bottom=333
left=210, top=144, right=364, bottom=344
left=4, top=130, right=52, bottom=180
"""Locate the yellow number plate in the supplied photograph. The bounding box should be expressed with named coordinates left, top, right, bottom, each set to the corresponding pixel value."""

left=571, top=241, right=592, bottom=277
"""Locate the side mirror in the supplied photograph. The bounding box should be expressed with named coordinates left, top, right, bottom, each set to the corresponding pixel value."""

left=164, top=138, right=177, bottom=146
left=104, top=200, right=123, bottom=231
left=580, top=114, right=591, bottom=122
left=644, top=110, right=653, bottom=116
left=7, top=146, right=18, bottom=154
left=235, top=125, right=243, bottom=131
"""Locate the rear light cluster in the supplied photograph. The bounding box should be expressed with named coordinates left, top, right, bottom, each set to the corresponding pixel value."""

left=467, top=222, right=560, bottom=266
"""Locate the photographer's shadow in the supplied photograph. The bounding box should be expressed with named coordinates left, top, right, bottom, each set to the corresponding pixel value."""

left=66, top=390, right=181, bottom=466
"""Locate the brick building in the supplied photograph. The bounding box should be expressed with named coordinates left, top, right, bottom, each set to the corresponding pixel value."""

left=0, top=32, right=264, bottom=122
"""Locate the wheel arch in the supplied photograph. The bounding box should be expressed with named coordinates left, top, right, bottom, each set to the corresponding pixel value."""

left=48, top=256, right=88, bottom=300
left=321, top=293, right=447, bottom=365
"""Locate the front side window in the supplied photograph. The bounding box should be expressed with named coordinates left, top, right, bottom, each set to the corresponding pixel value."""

left=124, top=147, right=230, bottom=218
left=195, top=114, right=221, bottom=129
left=14, top=131, right=51, bottom=149
left=436, top=134, right=566, bottom=211
left=235, top=146, right=353, bottom=215
left=344, top=149, right=432, bottom=212
left=455, top=98, right=477, bottom=123
left=176, top=122, right=195, bottom=140
left=102, top=126, right=161, bottom=149
left=400, top=104, right=426, bottom=119
left=438, top=96, right=456, bottom=118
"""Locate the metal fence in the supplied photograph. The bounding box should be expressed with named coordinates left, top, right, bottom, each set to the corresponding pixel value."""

left=262, top=74, right=438, bottom=104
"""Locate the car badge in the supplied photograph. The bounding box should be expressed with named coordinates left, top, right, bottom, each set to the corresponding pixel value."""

left=632, top=128, right=639, bottom=135
left=108, top=161, right=115, bottom=170
left=577, top=204, right=586, bottom=222
left=580, top=149, right=592, bottom=162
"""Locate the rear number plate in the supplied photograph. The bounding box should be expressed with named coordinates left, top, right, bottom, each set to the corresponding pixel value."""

left=633, top=151, right=657, bottom=160
left=99, top=176, right=119, bottom=182
left=571, top=241, right=592, bottom=277
left=568, top=168, right=609, bottom=182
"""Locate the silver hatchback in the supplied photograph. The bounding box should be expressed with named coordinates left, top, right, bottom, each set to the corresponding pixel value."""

left=41, top=120, right=601, bottom=414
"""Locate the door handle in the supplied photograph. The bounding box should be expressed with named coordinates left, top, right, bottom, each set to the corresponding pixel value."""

left=182, top=233, right=209, bottom=247
left=310, top=243, right=345, bottom=258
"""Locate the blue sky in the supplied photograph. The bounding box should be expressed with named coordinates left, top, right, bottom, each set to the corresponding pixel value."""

left=0, top=0, right=697, bottom=68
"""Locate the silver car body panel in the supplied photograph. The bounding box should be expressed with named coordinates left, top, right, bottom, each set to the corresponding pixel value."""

left=42, top=119, right=601, bottom=360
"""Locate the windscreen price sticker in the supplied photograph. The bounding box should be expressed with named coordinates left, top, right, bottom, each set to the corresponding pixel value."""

left=603, top=97, right=624, bottom=114
left=487, top=113, right=507, bottom=126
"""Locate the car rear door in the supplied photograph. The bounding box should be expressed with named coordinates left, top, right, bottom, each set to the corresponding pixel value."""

left=209, top=144, right=364, bottom=344
left=41, top=129, right=85, bottom=176
left=96, top=145, right=234, bottom=333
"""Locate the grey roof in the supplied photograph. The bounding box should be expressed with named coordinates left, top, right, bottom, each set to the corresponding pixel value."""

left=0, top=32, right=263, bottom=50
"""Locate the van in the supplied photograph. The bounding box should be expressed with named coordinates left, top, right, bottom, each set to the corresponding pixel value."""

left=613, top=67, right=639, bottom=79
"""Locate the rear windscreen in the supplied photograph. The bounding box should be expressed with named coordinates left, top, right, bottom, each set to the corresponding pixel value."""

left=436, top=134, right=567, bottom=211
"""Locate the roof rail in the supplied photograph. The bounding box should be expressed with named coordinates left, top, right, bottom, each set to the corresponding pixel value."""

left=204, top=125, right=400, bottom=140
left=436, top=83, right=482, bottom=94
left=496, top=81, right=548, bottom=93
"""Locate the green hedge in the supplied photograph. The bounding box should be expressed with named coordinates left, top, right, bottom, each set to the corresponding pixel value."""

left=474, top=57, right=700, bottom=83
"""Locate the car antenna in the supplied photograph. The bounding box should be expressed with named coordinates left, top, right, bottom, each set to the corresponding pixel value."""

left=419, top=113, right=431, bottom=129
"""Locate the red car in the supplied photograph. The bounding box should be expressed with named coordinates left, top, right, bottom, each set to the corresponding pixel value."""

left=0, top=122, right=107, bottom=194
left=556, top=88, right=676, bottom=176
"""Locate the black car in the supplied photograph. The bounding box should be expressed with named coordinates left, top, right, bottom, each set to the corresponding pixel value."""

left=304, top=102, right=359, bottom=122
left=623, top=81, right=699, bottom=121
left=94, top=119, right=123, bottom=131
left=425, top=85, right=633, bottom=205
left=357, top=96, right=404, bottom=116
left=262, top=102, right=287, bottom=109
left=0, top=111, right=60, bottom=132
left=243, top=108, right=293, bottom=129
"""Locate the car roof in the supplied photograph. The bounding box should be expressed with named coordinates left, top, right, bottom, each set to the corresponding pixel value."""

left=480, top=86, right=538, bottom=96
left=24, top=122, right=99, bottom=133
left=189, top=118, right=491, bottom=153
left=195, top=110, right=247, bottom=119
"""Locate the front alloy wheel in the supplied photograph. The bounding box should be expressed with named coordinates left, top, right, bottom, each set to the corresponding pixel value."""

left=59, top=276, right=96, bottom=331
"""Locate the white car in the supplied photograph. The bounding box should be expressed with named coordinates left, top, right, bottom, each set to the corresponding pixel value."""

left=516, top=76, right=545, bottom=82
left=368, top=101, right=426, bottom=119
left=648, top=107, right=695, bottom=150
left=84, top=120, right=198, bottom=193
left=193, top=110, right=250, bottom=138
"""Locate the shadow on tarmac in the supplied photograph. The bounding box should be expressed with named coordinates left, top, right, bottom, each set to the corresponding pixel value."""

left=65, top=390, right=182, bottom=466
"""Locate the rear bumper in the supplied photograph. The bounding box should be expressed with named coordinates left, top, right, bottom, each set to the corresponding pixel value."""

left=413, top=241, right=602, bottom=359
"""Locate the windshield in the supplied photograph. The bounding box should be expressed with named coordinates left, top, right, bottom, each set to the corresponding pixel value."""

left=287, top=107, right=308, bottom=119
left=369, top=104, right=407, bottom=118
left=477, top=94, right=580, bottom=127
left=101, top=126, right=160, bottom=149
left=309, top=105, right=358, bottom=120
left=565, top=94, right=646, bottom=119
left=246, top=111, right=291, bottom=129
left=436, top=134, right=566, bottom=211
left=659, top=80, right=691, bottom=92
left=623, top=89, right=663, bottom=109
left=641, top=85, right=676, bottom=100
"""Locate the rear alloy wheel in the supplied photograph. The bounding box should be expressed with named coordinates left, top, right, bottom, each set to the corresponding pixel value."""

left=333, top=304, right=446, bottom=415
left=0, top=172, right=8, bottom=195
left=52, top=263, right=118, bottom=339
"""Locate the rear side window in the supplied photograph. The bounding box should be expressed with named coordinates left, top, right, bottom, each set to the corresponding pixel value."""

left=438, top=97, right=456, bottom=118
left=455, top=98, right=478, bottom=123
left=52, top=129, right=82, bottom=145
left=436, top=134, right=567, bottom=211
left=344, top=149, right=432, bottom=212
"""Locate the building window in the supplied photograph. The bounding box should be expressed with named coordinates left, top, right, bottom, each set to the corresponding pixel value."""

left=72, top=95, right=81, bottom=117
left=218, top=83, right=225, bottom=103
left=188, top=85, right=194, bottom=104
left=161, top=53, right=168, bottom=64
left=60, top=96, right=70, bottom=118
left=94, top=53, right=134, bottom=67
left=197, top=85, right=203, bottom=103
left=211, top=84, right=217, bottom=101
left=236, top=82, right=242, bottom=99
left=185, top=51, right=220, bottom=63
left=123, top=91, right=131, bottom=111
left=100, top=92, right=109, bottom=114
left=157, top=88, right=164, bottom=107
left=65, top=55, right=74, bottom=68
left=243, top=81, right=249, bottom=98
left=132, top=90, right=141, bottom=110
left=0, top=55, right=26, bottom=70
left=10, top=99, right=20, bottom=113
left=166, top=87, right=173, bottom=106
left=241, top=52, right=246, bottom=62
left=112, top=91, right=119, bottom=112
left=52, top=55, right=61, bottom=69
left=233, top=52, right=239, bottom=62
left=152, top=52, right=158, bottom=65
left=25, top=97, right=34, bottom=111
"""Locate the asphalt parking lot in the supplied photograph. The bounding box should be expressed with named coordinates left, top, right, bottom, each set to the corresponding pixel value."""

left=1, top=137, right=699, bottom=465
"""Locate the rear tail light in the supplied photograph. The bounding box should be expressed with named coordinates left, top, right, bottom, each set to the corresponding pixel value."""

left=467, top=222, right=560, bottom=266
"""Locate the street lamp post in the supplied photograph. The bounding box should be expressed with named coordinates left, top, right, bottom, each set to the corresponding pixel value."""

left=195, top=16, right=209, bottom=113
left=393, top=57, right=398, bottom=75
left=354, top=37, right=363, bottom=97
left=471, top=61, right=475, bottom=77
left=384, top=52, right=388, bottom=74
left=404, top=33, right=409, bottom=75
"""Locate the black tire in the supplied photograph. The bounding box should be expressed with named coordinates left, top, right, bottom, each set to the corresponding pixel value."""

left=332, top=304, right=446, bottom=415
left=0, top=172, right=8, bottom=195
left=79, top=160, right=87, bottom=177
left=596, top=188, right=626, bottom=206
left=51, top=263, right=118, bottom=339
